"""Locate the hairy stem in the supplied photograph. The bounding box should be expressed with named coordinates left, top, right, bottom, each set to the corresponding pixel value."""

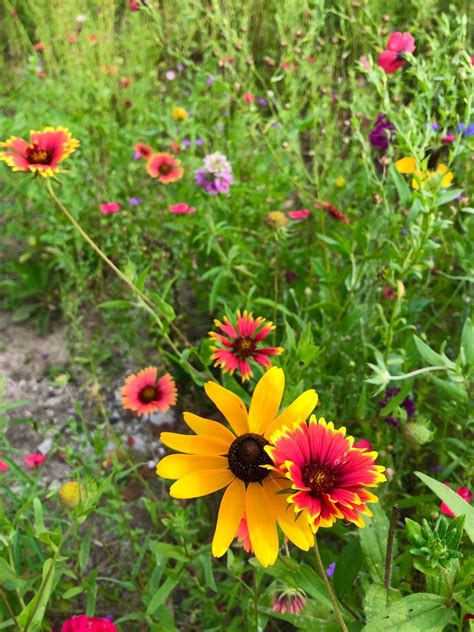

left=313, top=538, right=349, bottom=632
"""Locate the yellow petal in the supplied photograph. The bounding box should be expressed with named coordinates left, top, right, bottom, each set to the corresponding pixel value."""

left=169, top=468, right=234, bottom=499
left=246, top=482, right=279, bottom=567
left=395, top=157, right=416, bottom=174
left=264, top=389, right=318, bottom=439
left=204, top=382, right=249, bottom=436
left=439, top=166, right=453, bottom=187
left=156, top=454, right=229, bottom=479
left=212, top=478, right=246, bottom=558
left=183, top=412, right=235, bottom=444
left=248, top=367, right=284, bottom=434
left=160, top=432, right=230, bottom=455
left=265, top=477, right=314, bottom=550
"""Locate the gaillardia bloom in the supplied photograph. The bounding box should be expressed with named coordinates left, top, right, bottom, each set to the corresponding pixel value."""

left=209, top=310, right=284, bottom=382
left=157, top=367, right=317, bottom=566
left=0, top=126, right=79, bottom=177
left=121, top=367, right=177, bottom=416
left=395, top=156, right=453, bottom=190
left=147, top=152, right=183, bottom=183
left=267, top=418, right=386, bottom=531
left=134, top=142, right=153, bottom=160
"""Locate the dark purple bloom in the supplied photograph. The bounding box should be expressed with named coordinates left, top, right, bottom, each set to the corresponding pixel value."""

left=379, top=387, right=415, bottom=426
left=369, top=114, right=396, bottom=152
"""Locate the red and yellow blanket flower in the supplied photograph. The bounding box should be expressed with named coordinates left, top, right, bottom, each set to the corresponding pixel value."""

left=0, top=126, right=79, bottom=177
left=209, top=310, right=284, bottom=382
left=395, top=156, right=453, bottom=190
left=121, top=367, right=177, bottom=416
left=156, top=367, right=318, bottom=567
left=146, top=152, right=183, bottom=183
left=266, top=418, right=386, bottom=532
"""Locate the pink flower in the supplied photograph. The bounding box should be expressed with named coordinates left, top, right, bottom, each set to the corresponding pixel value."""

left=235, top=514, right=252, bottom=552
left=288, top=209, right=310, bottom=220
left=440, top=484, right=473, bottom=518
left=354, top=438, right=372, bottom=451
left=169, top=202, right=196, bottom=214
left=62, top=615, right=117, bottom=632
left=24, top=453, right=46, bottom=468
left=359, top=55, right=371, bottom=71
left=441, top=134, right=456, bottom=144
left=129, top=0, right=139, bottom=11
left=0, top=460, right=9, bottom=472
left=382, top=285, right=396, bottom=299
left=243, top=92, right=255, bottom=103
left=100, top=202, right=121, bottom=214
left=377, top=32, right=415, bottom=74
left=166, top=70, right=176, bottom=81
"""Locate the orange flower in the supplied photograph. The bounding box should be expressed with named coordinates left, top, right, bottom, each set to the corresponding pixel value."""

left=147, top=152, right=183, bottom=183
left=0, top=127, right=79, bottom=177
left=121, top=367, right=177, bottom=416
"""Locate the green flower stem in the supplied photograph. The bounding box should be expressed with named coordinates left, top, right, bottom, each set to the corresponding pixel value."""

left=388, top=365, right=448, bottom=380
left=313, top=538, right=349, bottom=632
left=46, top=179, right=212, bottom=381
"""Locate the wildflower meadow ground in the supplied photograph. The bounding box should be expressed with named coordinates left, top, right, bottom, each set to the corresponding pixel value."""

left=0, top=1, right=473, bottom=631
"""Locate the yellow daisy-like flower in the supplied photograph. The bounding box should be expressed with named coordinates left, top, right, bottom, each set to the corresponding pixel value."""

left=157, top=367, right=317, bottom=567
left=395, top=156, right=453, bottom=190
left=172, top=106, right=188, bottom=122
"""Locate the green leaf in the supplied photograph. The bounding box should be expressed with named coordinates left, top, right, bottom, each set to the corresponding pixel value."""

left=333, top=538, right=362, bottom=599
left=98, top=300, right=135, bottom=310
left=460, top=318, right=474, bottom=365
left=17, top=558, right=56, bottom=632
left=389, top=164, right=411, bottom=206
left=429, top=376, right=468, bottom=402
left=359, top=503, right=389, bottom=581
left=413, top=336, right=454, bottom=369
left=79, top=529, right=92, bottom=573
left=415, top=472, right=474, bottom=542
left=364, top=583, right=394, bottom=622
left=362, top=593, right=453, bottom=631
left=434, top=188, right=464, bottom=207
left=149, top=541, right=188, bottom=563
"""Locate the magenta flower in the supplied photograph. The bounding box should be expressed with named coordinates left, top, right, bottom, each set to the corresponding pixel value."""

left=378, top=32, right=415, bottom=74
left=24, top=453, right=46, bottom=468
left=169, top=202, right=196, bottom=214
left=440, top=485, right=473, bottom=518
left=288, top=209, right=310, bottom=220
left=100, top=202, right=121, bottom=214
left=0, top=460, right=9, bottom=472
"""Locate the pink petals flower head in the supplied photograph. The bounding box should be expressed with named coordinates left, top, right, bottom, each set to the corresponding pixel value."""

left=24, top=453, right=46, bottom=468
left=0, top=126, right=79, bottom=177
left=267, top=417, right=386, bottom=532
left=0, top=460, right=9, bottom=472
left=440, top=485, right=473, bottom=518
left=209, top=310, right=284, bottom=382
left=61, top=615, right=117, bottom=632
left=134, top=142, right=153, bottom=160
left=100, top=202, right=121, bottom=214
left=121, top=367, right=177, bottom=416
left=169, top=202, right=196, bottom=214
left=147, top=152, right=184, bottom=183
left=272, top=589, right=307, bottom=615
left=288, top=209, right=310, bottom=220
left=195, top=152, right=233, bottom=195
left=378, top=31, right=415, bottom=74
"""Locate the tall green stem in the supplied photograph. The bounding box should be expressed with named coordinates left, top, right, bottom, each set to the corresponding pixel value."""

left=313, top=538, right=348, bottom=632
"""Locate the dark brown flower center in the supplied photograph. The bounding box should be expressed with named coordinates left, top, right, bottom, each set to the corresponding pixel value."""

left=302, top=463, right=338, bottom=495
left=138, top=385, right=160, bottom=404
left=228, top=433, right=271, bottom=482
left=159, top=163, right=172, bottom=175
left=232, top=336, right=256, bottom=359
left=27, top=143, right=51, bottom=165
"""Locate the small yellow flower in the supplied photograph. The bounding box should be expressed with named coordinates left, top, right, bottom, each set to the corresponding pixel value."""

left=266, top=211, right=288, bottom=229
left=172, top=106, right=187, bottom=122
left=395, top=156, right=453, bottom=190
left=335, top=175, right=346, bottom=188
left=59, top=481, right=83, bottom=509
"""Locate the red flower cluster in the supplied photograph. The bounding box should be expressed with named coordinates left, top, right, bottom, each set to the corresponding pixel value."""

left=378, top=32, right=415, bottom=74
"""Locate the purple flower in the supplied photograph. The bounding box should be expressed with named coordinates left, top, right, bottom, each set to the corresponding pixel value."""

left=326, top=562, right=336, bottom=577
left=379, top=387, right=416, bottom=426
left=369, top=114, right=396, bottom=152
left=195, top=138, right=203, bottom=146
left=128, top=196, right=142, bottom=205
left=207, top=75, right=216, bottom=85
left=195, top=152, right=233, bottom=196
left=132, top=151, right=141, bottom=160
left=257, top=97, right=268, bottom=106
left=182, top=138, right=191, bottom=148
left=166, top=70, right=176, bottom=81
left=431, top=121, right=440, bottom=131
left=457, top=122, right=474, bottom=136
left=177, top=63, right=184, bottom=72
